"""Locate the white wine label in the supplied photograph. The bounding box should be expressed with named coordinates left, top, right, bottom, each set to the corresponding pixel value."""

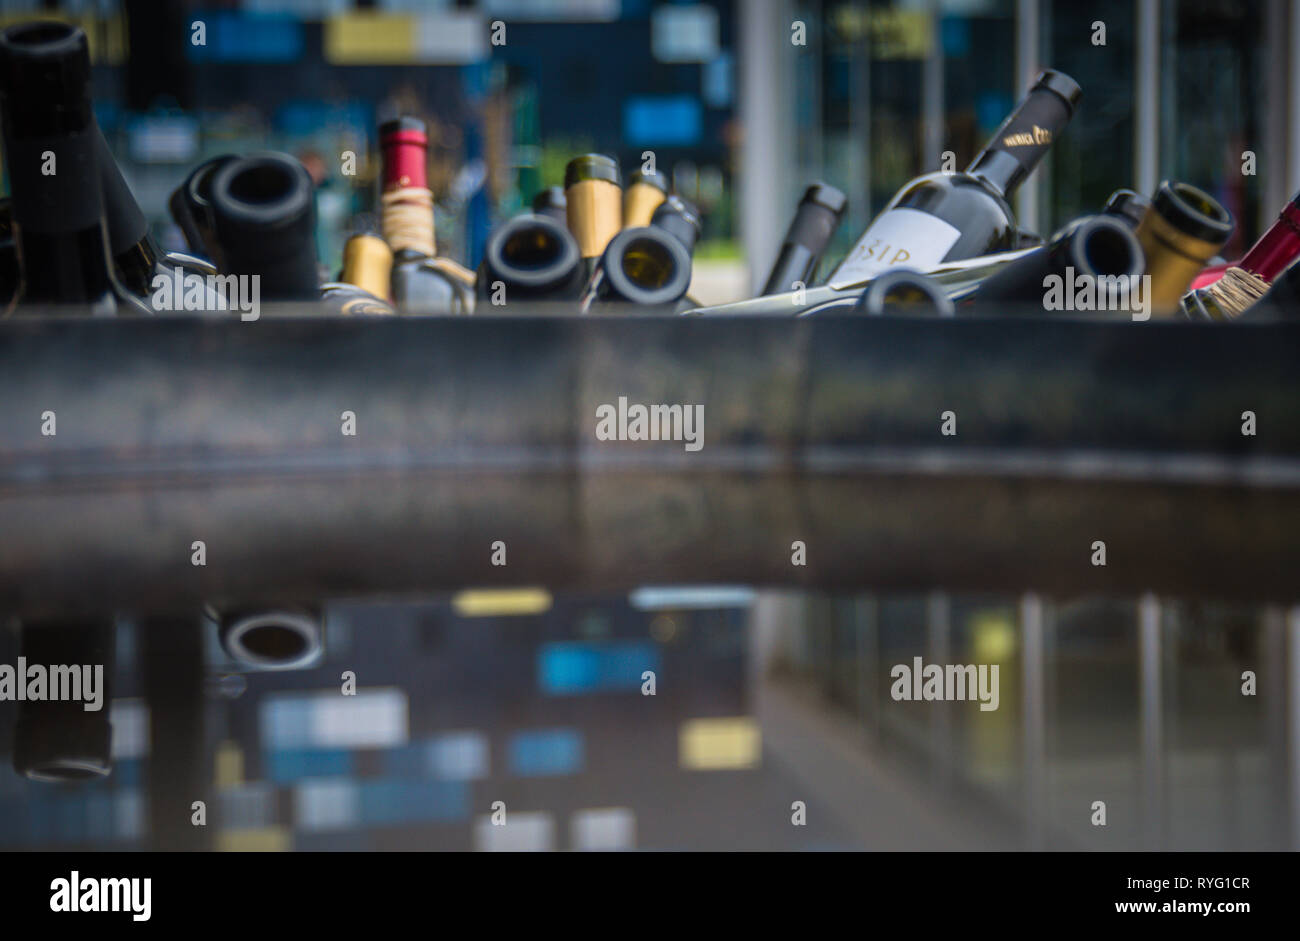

left=829, top=208, right=962, bottom=288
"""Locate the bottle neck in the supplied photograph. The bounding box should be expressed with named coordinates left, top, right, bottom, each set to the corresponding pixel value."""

left=1239, top=200, right=1300, bottom=282
left=965, top=77, right=1076, bottom=199
left=966, top=149, right=1026, bottom=200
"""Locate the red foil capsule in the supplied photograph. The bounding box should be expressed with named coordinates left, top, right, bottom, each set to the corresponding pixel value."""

left=379, top=116, right=428, bottom=192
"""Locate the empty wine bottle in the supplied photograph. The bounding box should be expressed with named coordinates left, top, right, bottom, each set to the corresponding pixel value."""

left=1180, top=266, right=1270, bottom=320
left=851, top=269, right=955, bottom=317
left=1134, top=180, right=1233, bottom=314
left=169, top=153, right=237, bottom=265
left=1190, top=190, right=1300, bottom=291
left=477, top=213, right=585, bottom=304
left=321, top=233, right=396, bottom=315
left=581, top=225, right=695, bottom=314
left=651, top=195, right=702, bottom=312
left=1237, top=259, right=1300, bottom=321
left=95, top=124, right=217, bottom=311
left=1102, top=188, right=1151, bottom=230
left=623, top=167, right=670, bottom=229
left=209, top=151, right=321, bottom=300
left=762, top=182, right=848, bottom=295
left=532, top=186, right=567, bottom=224
left=967, top=214, right=1145, bottom=316
left=379, top=117, right=472, bottom=314
left=0, top=21, right=149, bottom=316
left=688, top=245, right=1039, bottom=317
left=565, top=154, right=623, bottom=283
left=828, top=69, right=1081, bottom=288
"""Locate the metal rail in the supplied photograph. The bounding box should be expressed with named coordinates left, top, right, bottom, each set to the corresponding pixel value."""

left=1, top=312, right=1298, bottom=615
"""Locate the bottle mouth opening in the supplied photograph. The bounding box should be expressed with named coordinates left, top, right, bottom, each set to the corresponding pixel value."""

left=620, top=236, right=677, bottom=289
left=488, top=217, right=580, bottom=289
left=1080, top=221, right=1140, bottom=276
left=605, top=229, right=691, bottom=304
left=228, top=163, right=299, bottom=207
left=502, top=228, right=566, bottom=271
left=1155, top=181, right=1234, bottom=242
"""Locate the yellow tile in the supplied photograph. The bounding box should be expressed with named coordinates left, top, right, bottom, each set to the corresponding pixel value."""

left=452, top=588, right=552, bottom=617
left=679, top=717, right=761, bottom=770
left=214, top=740, right=244, bottom=790
left=324, top=13, right=417, bottom=65
left=217, top=827, right=291, bottom=853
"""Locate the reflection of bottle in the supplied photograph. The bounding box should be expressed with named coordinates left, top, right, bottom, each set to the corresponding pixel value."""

left=623, top=168, right=670, bottom=229
left=531, top=186, right=567, bottom=224
left=969, top=214, right=1145, bottom=314
left=829, top=70, right=1080, bottom=287
left=565, top=154, right=622, bottom=283
left=1134, top=181, right=1233, bottom=314
left=477, top=213, right=584, bottom=303
left=0, top=22, right=148, bottom=315
left=13, top=618, right=115, bottom=782
left=762, top=182, right=847, bottom=295
left=209, top=605, right=324, bottom=672
left=379, top=117, right=472, bottom=314
left=169, top=154, right=238, bottom=265
left=1190, top=191, right=1300, bottom=290
left=209, top=151, right=322, bottom=300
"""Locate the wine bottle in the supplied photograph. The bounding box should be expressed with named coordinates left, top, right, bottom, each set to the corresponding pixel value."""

left=967, top=214, right=1145, bottom=315
left=1237, top=259, right=1300, bottom=321
left=828, top=69, right=1081, bottom=288
left=580, top=227, right=694, bottom=314
left=651, top=195, right=702, bottom=312
left=169, top=153, right=237, bottom=265
left=565, top=154, right=622, bottom=282
left=95, top=123, right=218, bottom=305
left=761, top=182, right=848, bottom=295
left=0, top=21, right=149, bottom=316
left=688, top=245, right=1039, bottom=317
left=1102, top=188, right=1151, bottom=229
left=477, top=213, right=585, bottom=303
left=1180, top=266, right=1269, bottom=320
left=379, top=117, right=472, bottom=315
left=853, top=270, right=954, bottom=317
left=623, top=167, right=669, bottom=229
left=1189, top=191, right=1300, bottom=291
left=209, top=151, right=321, bottom=300
left=1134, top=180, right=1233, bottom=314
left=321, top=233, right=396, bottom=315
left=532, top=186, right=567, bottom=223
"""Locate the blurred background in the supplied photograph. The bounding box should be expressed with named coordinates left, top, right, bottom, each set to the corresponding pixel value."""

left=0, top=0, right=1294, bottom=301
left=0, top=0, right=1296, bottom=852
